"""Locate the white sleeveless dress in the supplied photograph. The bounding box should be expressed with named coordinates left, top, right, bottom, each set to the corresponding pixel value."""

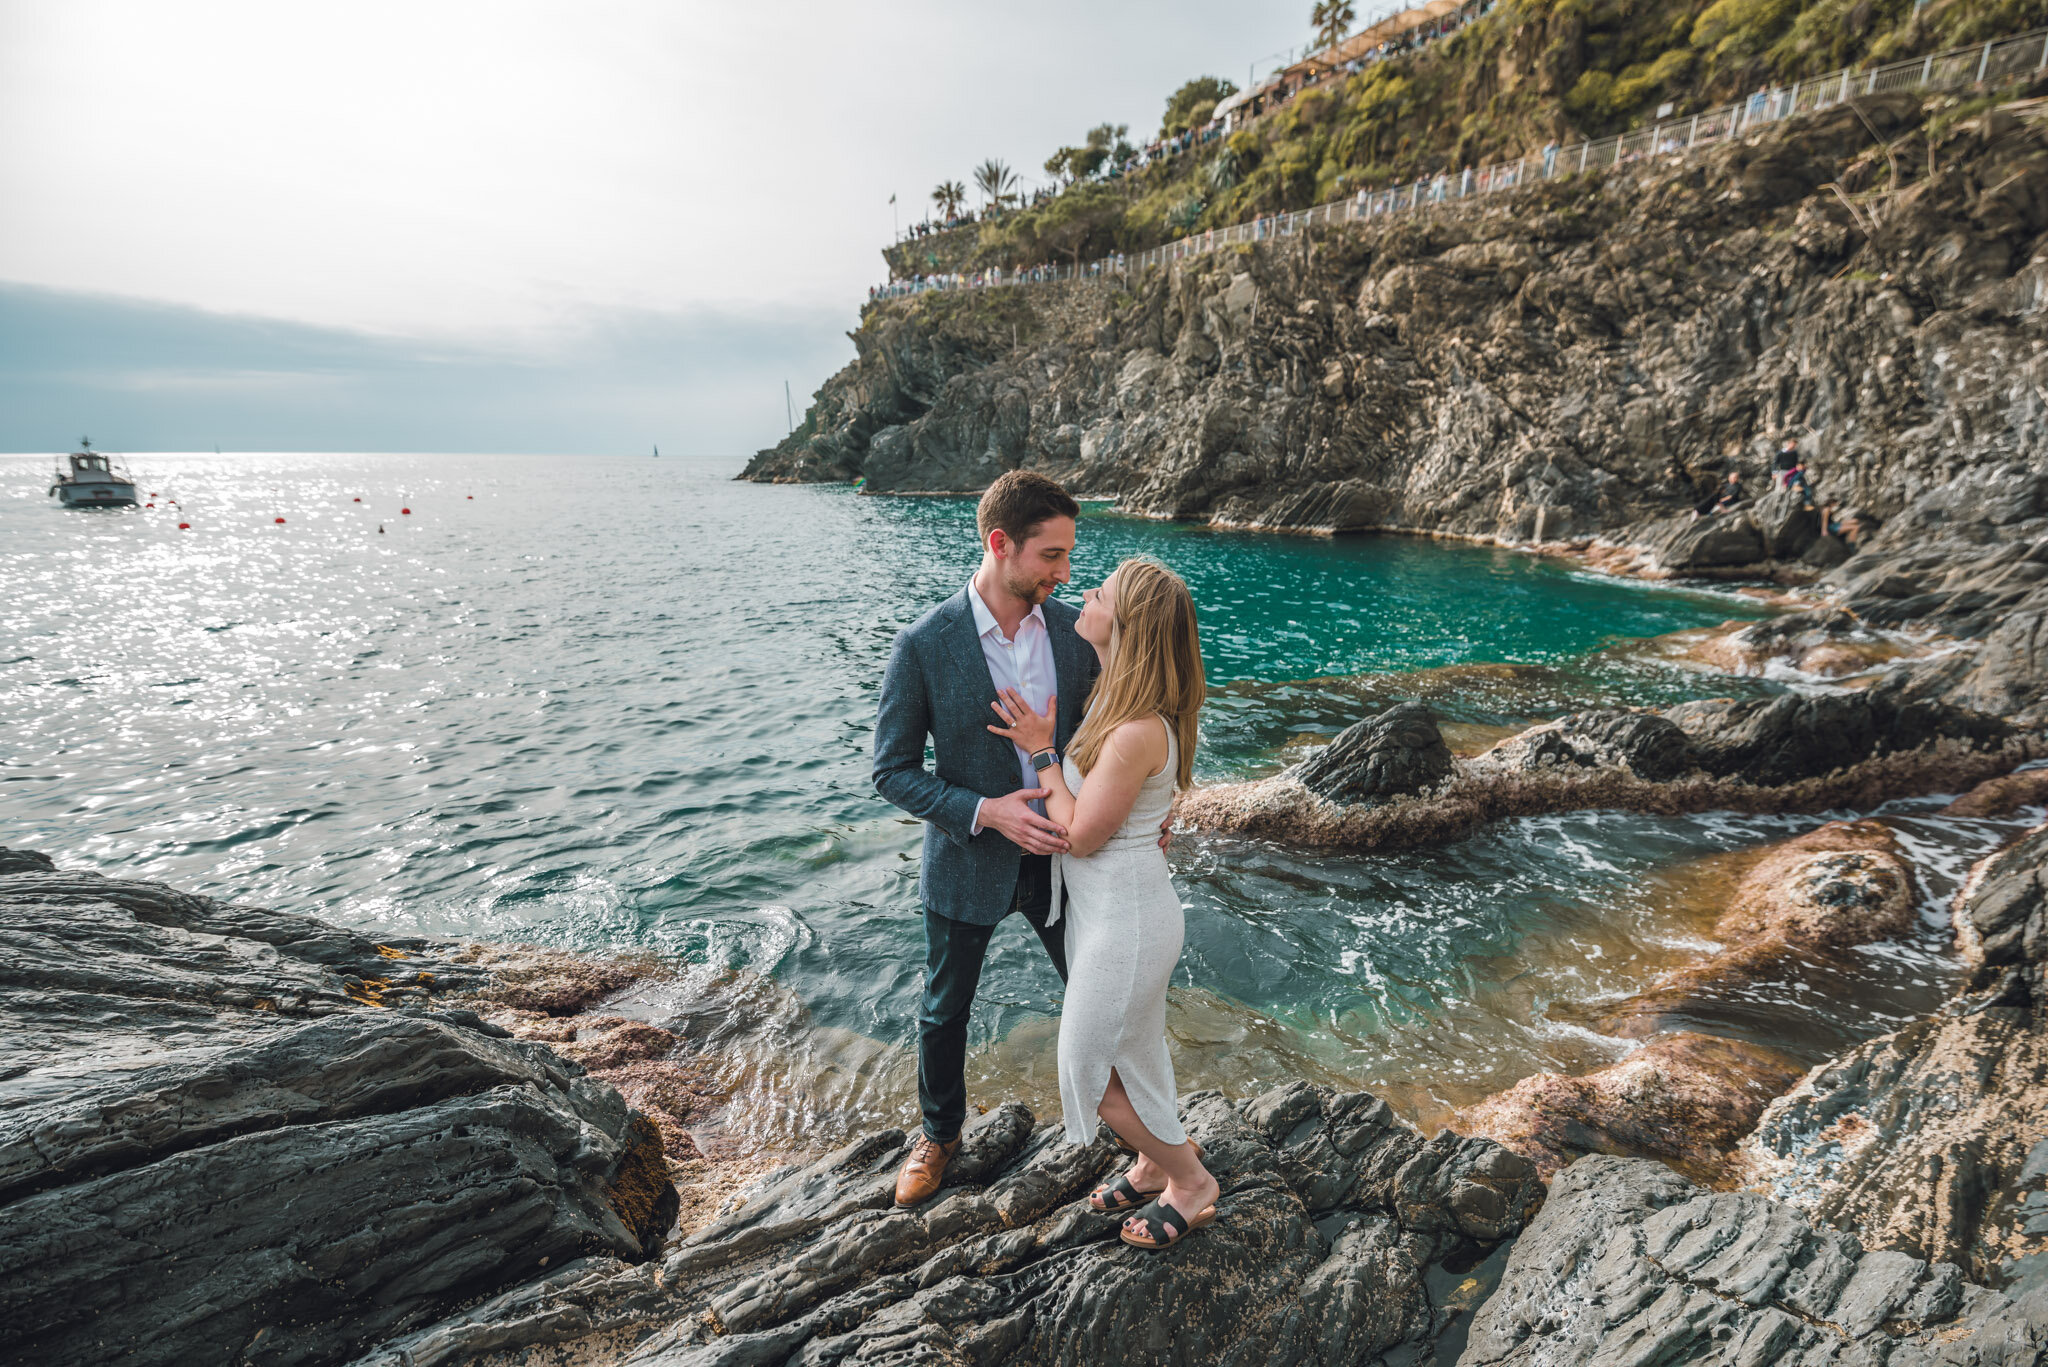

left=1050, top=718, right=1186, bottom=1146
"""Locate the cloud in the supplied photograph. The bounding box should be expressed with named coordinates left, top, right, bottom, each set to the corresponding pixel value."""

left=0, top=281, right=855, bottom=459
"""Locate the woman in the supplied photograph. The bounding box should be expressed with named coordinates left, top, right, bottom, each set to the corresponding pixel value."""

left=987, top=557, right=1217, bottom=1251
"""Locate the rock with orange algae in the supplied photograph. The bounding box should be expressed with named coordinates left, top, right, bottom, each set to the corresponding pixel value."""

left=1458, top=1032, right=1804, bottom=1181
left=1682, top=606, right=1916, bottom=679
left=1176, top=667, right=2026, bottom=853
left=1943, top=765, right=2048, bottom=819
left=1597, top=820, right=1917, bottom=1039
left=1744, top=825, right=2048, bottom=1291
left=1462, top=1154, right=2048, bottom=1367
left=0, top=852, right=677, bottom=1367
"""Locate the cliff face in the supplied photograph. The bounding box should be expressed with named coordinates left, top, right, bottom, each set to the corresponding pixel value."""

left=747, top=90, right=2047, bottom=556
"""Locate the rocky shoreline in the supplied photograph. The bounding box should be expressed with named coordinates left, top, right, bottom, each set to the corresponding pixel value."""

left=8, top=800, right=2048, bottom=1364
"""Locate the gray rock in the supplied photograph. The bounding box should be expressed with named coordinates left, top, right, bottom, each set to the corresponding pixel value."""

left=1458, top=1155, right=2048, bottom=1366
left=0, top=859, right=675, bottom=1367
left=1485, top=708, right=1694, bottom=781
left=1297, top=701, right=1455, bottom=805
left=374, top=1083, right=1544, bottom=1367
left=1753, top=487, right=1823, bottom=560
left=1663, top=671, right=2012, bottom=787
left=1649, top=510, right=1768, bottom=570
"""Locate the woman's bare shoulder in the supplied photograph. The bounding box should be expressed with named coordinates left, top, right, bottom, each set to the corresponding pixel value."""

left=1105, top=715, right=1170, bottom=764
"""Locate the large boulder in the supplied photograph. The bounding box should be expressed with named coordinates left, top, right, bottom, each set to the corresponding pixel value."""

left=1646, top=510, right=1767, bottom=571
left=1296, top=701, right=1455, bottom=804
left=1753, top=486, right=1823, bottom=560
left=0, top=859, right=676, bottom=1367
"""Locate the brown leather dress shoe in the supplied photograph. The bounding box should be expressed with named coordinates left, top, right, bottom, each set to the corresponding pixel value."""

left=894, top=1134, right=960, bottom=1207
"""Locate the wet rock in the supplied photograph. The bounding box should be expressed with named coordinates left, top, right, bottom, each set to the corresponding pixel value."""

left=1460, top=1032, right=1805, bottom=1180
left=1600, top=820, right=1918, bottom=1039
left=373, top=1082, right=1544, bottom=1367
left=1666, top=670, right=2012, bottom=787
left=1461, top=1154, right=2048, bottom=1366
left=1295, top=700, right=1455, bottom=805
left=0, top=858, right=678, bottom=1367
left=1741, top=825, right=2048, bottom=1288
left=1481, top=707, right=1693, bottom=781
left=1943, top=766, right=2048, bottom=818
left=1690, top=606, right=1915, bottom=678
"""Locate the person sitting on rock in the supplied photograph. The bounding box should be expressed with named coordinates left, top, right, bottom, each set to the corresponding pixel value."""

left=1771, top=438, right=1799, bottom=488
left=1689, top=468, right=1743, bottom=520
left=1786, top=460, right=1815, bottom=509
left=1712, top=469, right=1747, bottom=514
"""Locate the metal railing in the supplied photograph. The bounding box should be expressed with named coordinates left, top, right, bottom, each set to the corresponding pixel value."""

left=869, top=26, right=2048, bottom=302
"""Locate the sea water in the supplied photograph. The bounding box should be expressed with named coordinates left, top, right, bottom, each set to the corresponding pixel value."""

left=4, top=452, right=2033, bottom=1150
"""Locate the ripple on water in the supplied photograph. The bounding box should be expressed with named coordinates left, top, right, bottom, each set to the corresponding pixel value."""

left=1, top=452, right=2025, bottom=1154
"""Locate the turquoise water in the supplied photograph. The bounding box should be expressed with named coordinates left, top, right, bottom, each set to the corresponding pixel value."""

left=4, top=452, right=2028, bottom=1148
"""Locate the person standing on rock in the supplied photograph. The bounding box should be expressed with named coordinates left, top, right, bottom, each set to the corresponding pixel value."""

left=986, top=557, right=1222, bottom=1251
left=874, top=471, right=1168, bottom=1210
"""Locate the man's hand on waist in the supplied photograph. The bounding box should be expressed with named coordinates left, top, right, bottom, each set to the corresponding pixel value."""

left=975, top=788, right=1068, bottom=855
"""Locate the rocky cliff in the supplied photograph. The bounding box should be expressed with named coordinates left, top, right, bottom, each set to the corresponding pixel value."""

left=748, top=89, right=2048, bottom=652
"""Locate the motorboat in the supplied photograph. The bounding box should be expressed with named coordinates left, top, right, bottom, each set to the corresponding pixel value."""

left=49, top=438, right=139, bottom=508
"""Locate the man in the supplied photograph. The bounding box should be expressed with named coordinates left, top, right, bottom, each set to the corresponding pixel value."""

left=1712, top=469, right=1747, bottom=514
left=873, top=471, right=1165, bottom=1207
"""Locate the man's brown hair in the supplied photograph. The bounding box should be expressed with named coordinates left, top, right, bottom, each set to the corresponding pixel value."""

left=977, top=470, right=1079, bottom=550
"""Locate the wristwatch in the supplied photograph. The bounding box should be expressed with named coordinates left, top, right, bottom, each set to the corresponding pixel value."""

left=1030, top=748, right=1060, bottom=772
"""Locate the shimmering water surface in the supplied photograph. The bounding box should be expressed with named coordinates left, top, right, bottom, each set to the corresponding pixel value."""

left=5, top=453, right=2033, bottom=1150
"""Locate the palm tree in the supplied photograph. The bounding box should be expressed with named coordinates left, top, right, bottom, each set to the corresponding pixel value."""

left=973, top=158, right=1017, bottom=212
left=930, top=179, right=966, bottom=219
left=1310, top=0, right=1356, bottom=51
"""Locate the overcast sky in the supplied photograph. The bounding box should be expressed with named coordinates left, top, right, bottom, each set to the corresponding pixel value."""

left=1, top=0, right=1324, bottom=458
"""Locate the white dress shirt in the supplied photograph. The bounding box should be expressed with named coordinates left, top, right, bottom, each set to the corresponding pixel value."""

left=965, top=576, right=1058, bottom=836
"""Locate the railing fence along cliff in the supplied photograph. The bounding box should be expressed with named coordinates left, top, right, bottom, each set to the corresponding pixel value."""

left=872, top=26, right=2048, bottom=301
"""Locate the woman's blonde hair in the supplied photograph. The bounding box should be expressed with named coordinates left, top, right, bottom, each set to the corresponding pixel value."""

left=1069, top=557, right=1203, bottom=788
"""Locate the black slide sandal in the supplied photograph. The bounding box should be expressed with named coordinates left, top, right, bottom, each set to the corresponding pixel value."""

left=1119, top=1197, right=1218, bottom=1249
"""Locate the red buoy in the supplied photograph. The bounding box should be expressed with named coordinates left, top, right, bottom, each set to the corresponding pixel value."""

left=275, top=517, right=286, bottom=524
left=146, top=503, right=156, bottom=509
left=353, top=497, right=362, bottom=502
left=178, top=522, right=191, bottom=530
left=401, top=507, right=411, bottom=515
left=466, top=495, right=473, bottom=500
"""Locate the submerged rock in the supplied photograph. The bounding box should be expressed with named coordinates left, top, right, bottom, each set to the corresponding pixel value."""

left=1295, top=700, right=1455, bottom=804
left=1460, top=1033, right=1805, bottom=1182
left=1599, top=819, right=1918, bottom=1039
left=1462, top=1154, right=2048, bottom=1366
left=0, top=853, right=678, bottom=1367
left=1685, top=606, right=1916, bottom=679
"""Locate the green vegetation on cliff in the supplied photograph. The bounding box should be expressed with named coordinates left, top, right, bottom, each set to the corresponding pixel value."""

left=899, top=0, right=2045, bottom=274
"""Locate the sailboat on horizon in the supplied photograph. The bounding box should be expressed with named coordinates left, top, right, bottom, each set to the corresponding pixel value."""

left=653, top=444, right=660, bottom=458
